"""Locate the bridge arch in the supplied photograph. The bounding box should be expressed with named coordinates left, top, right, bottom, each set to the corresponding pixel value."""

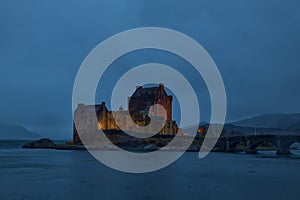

left=290, top=142, right=300, bottom=155
left=275, top=139, right=300, bottom=155
left=246, top=140, right=276, bottom=154
left=226, top=140, right=244, bottom=152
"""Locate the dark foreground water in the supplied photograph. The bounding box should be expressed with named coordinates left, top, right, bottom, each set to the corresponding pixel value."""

left=1, top=141, right=300, bottom=200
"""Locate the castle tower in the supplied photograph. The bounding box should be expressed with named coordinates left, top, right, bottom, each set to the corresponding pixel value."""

left=128, top=83, right=173, bottom=128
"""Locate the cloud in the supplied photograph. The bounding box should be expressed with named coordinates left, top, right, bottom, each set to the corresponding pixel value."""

left=0, top=0, right=299, bottom=138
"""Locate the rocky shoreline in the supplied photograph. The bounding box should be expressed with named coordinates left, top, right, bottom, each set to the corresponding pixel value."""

left=22, top=138, right=87, bottom=150
left=22, top=138, right=203, bottom=152
left=22, top=137, right=277, bottom=153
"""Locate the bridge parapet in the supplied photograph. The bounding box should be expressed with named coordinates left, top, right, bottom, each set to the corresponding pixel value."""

left=215, top=135, right=300, bottom=155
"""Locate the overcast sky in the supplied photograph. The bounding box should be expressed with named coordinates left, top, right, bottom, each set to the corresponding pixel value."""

left=0, top=0, right=299, bottom=139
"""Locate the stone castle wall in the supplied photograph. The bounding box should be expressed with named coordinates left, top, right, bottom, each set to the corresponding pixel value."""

left=73, top=84, right=180, bottom=144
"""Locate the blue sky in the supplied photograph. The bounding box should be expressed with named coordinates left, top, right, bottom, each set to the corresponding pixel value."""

left=0, top=0, right=299, bottom=139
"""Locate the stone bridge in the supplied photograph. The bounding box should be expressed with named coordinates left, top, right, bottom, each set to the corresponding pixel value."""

left=215, top=135, right=300, bottom=155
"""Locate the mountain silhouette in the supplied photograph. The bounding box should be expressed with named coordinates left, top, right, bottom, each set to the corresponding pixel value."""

left=0, top=123, right=40, bottom=140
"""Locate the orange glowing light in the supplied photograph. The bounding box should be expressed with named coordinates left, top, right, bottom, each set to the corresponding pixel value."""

left=197, top=128, right=205, bottom=133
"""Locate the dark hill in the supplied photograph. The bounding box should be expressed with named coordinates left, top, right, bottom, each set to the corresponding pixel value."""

left=0, top=123, right=40, bottom=140
left=232, top=113, right=300, bottom=130
left=288, top=121, right=300, bottom=131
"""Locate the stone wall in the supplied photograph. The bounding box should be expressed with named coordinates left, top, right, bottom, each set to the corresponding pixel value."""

left=73, top=84, right=180, bottom=144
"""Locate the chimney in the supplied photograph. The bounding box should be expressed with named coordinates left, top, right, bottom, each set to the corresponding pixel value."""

left=159, top=83, right=164, bottom=91
left=78, top=103, right=84, bottom=108
left=136, top=85, right=142, bottom=90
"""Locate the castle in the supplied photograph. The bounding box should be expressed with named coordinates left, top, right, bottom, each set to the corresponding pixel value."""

left=73, top=83, right=180, bottom=144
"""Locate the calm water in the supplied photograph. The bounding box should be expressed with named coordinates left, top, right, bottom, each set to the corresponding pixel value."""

left=1, top=140, right=300, bottom=200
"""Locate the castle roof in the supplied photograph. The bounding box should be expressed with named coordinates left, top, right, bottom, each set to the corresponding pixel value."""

left=131, top=84, right=168, bottom=99
left=75, top=102, right=108, bottom=113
